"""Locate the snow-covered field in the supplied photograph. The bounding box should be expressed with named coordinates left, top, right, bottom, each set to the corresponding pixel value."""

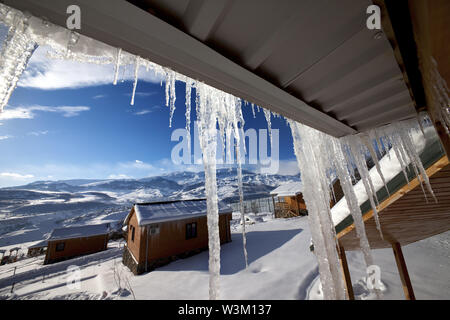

left=0, top=212, right=448, bottom=300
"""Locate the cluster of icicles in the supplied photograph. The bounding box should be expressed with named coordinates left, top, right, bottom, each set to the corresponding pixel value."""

left=0, top=3, right=441, bottom=300
left=290, top=115, right=437, bottom=299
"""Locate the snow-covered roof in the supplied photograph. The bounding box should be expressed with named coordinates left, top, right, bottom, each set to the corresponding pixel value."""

left=124, top=199, right=232, bottom=226
left=48, top=223, right=110, bottom=241
left=270, top=182, right=303, bottom=197
left=28, top=240, right=48, bottom=249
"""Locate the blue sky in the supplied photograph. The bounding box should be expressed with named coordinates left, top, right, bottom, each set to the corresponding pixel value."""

left=0, top=46, right=299, bottom=187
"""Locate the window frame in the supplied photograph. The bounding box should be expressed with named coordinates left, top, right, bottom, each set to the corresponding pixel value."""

left=55, top=242, right=65, bottom=252
left=185, top=222, right=197, bottom=240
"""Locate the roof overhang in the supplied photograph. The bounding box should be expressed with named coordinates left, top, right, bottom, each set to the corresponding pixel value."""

left=5, top=0, right=423, bottom=137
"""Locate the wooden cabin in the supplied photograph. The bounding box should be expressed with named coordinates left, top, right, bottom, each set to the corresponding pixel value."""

left=330, top=136, right=450, bottom=300
left=44, top=223, right=110, bottom=265
left=271, top=180, right=343, bottom=218
left=122, top=199, right=233, bottom=275
left=27, top=240, right=47, bottom=257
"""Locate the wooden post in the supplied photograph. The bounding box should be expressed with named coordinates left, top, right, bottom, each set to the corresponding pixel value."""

left=392, top=242, right=415, bottom=300
left=338, top=244, right=354, bottom=300
left=271, top=195, right=276, bottom=218
left=10, top=266, right=17, bottom=293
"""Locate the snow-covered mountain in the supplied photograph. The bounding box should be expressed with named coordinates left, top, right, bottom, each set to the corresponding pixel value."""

left=2, top=169, right=299, bottom=204
left=0, top=169, right=299, bottom=248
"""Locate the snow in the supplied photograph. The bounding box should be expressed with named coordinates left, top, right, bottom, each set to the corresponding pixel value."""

left=0, top=215, right=448, bottom=300
left=28, top=240, right=47, bottom=249
left=1, top=2, right=448, bottom=300
left=125, top=199, right=232, bottom=226
left=48, top=223, right=110, bottom=241
left=270, top=182, right=303, bottom=197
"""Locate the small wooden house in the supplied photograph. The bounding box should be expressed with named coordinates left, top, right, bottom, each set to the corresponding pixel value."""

left=270, top=182, right=306, bottom=218
left=27, top=240, right=47, bottom=257
left=122, top=199, right=233, bottom=275
left=44, top=223, right=110, bottom=265
left=271, top=180, right=344, bottom=218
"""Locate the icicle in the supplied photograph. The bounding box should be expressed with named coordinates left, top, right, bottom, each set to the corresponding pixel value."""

left=251, top=103, right=256, bottom=118
left=164, top=70, right=177, bottom=127
left=343, top=135, right=383, bottom=239
left=185, top=80, right=192, bottom=151
left=387, top=134, right=410, bottom=186
left=417, top=113, right=426, bottom=138
left=0, top=7, right=37, bottom=112
left=362, top=134, right=390, bottom=197
left=333, top=138, right=382, bottom=299
left=263, top=108, right=272, bottom=147
left=288, top=120, right=347, bottom=300
left=130, top=56, right=140, bottom=106
left=195, top=83, right=221, bottom=300
left=113, top=48, right=122, bottom=85
left=233, top=100, right=248, bottom=268
left=398, top=121, right=437, bottom=202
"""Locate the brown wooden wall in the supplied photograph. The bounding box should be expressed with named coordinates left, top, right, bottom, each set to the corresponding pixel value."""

left=45, top=234, right=108, bottom=264
left=126, top=208, right=142, bottom=262
left=282, top=195, right=307, bottom=212
left=127, top=211, right=232, bottom=265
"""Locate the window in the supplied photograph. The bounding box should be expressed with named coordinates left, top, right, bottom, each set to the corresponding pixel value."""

left=186, top=222, right=197, bottom=240
left=131, top=225, right=135, bottom=242
left=55, top=242, right=65, bottom=252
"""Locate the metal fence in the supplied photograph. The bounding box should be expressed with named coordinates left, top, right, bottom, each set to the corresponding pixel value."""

left=230, top=197, right=274, bottom=214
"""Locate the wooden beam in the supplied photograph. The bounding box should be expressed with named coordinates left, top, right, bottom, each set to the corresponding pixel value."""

left=338, top=244, right=354, bottom=300
left=408, top=0, right=450, bottom=157
left=391, top=242, right=415, bottom=300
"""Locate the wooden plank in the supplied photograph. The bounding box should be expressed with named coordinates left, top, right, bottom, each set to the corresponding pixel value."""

left=338, top=244, right=354, bottom=300
left=391, top=242, right=415, bottom=300
left=337, top=156, right=449, bottom=240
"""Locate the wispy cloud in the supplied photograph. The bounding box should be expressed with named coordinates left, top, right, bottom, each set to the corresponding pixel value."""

left=134, top=109, right=152, bottom=116
left=28, top=130, right=49, bottom=136
left=18, top=46, right=163, bottom=90
left=108, top=174, right=133, bottom=179
left=0, top=172, right=34, bottom=179
left=0, top=105, right=90, bottom=120
left=125, top=91, right=158, bottom=98
left=0, top=135, right=11, bottom=140
left=133, top=105, right=161, bottom=116
left=93, top=94, right=107, bottom=99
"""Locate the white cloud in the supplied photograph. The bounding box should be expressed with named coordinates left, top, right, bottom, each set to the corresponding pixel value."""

left=133, top=105, right=161, bottom=116
left=28, top=130, right=49, bottom=136
left=108, top=174, right=133, bottom=179
left=93, top=94, right=107, bottom=99
left=134, top=109, right=152, bottom=115
left=0, top=172, right=34, bottom=179
left=0, top=135, right=11, bottom=140
left=125, top=91, right=158, bottom=98
left=0, top=105, right=90, bottom=120
left=18, top=46, right=163, bottom=90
